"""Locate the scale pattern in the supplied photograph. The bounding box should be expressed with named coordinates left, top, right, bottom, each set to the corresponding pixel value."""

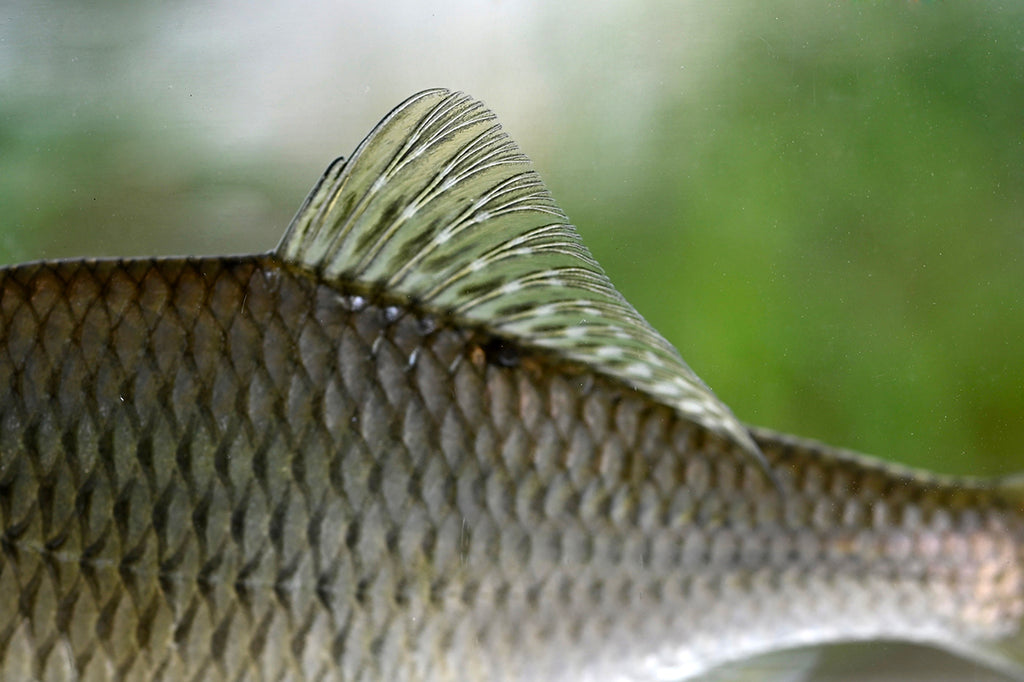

left=0, top=256, right=1022, bottom=681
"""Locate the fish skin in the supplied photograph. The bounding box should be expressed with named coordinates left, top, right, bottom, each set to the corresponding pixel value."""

left=1, top=89, right=1023, bottom=681
left=1, top=255, right=1023, bottom=682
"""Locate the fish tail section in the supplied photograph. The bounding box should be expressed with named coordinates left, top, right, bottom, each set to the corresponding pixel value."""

left=966, top=474, right=1024, bottom=681
left=873, top=474, right=1024, bottom=681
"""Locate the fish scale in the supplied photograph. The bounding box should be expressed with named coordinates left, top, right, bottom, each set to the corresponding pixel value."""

left=1, top=89, right=1023, bottom=681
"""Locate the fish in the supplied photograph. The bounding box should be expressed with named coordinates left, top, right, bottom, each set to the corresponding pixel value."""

left=0, top=87, right=1022, bottom=682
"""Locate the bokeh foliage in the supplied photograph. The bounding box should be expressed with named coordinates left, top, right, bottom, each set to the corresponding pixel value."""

left=549, top=2, right=1024, bottom=474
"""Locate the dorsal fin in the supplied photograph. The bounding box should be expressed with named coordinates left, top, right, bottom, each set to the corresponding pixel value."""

left=276, top=88, right=765, bottom=468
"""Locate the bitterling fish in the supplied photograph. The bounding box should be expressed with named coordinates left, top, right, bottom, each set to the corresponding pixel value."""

left=1, top=89, right=1022, bottom=681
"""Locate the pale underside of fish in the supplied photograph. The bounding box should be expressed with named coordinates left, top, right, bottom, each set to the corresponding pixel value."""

left=0, top=89, right=1022, bottom=682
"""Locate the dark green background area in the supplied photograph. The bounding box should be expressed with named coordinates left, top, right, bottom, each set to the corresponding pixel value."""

left=2, top=1, right=1023, bottom=480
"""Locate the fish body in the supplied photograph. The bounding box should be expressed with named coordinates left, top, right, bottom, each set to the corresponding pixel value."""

left=1, top=89, right=1023, bottom=681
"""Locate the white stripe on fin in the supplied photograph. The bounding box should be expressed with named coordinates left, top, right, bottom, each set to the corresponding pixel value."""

left=276, top=88, right=766, bottom=471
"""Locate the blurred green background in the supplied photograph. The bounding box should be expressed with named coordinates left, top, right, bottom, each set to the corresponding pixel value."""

left=2, top=3, right=1023, bottom=676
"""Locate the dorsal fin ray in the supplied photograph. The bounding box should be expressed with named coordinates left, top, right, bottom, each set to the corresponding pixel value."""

left=276, top=88, right=765, bottom=469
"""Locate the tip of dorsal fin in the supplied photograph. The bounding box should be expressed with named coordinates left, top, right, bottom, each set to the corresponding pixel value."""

left=276, top=88, right=766, bottom=471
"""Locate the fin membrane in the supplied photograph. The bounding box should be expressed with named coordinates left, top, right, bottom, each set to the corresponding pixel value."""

left=698, top=648, right=819, bottom=682
left=276, top=88, right=762, bottom=465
